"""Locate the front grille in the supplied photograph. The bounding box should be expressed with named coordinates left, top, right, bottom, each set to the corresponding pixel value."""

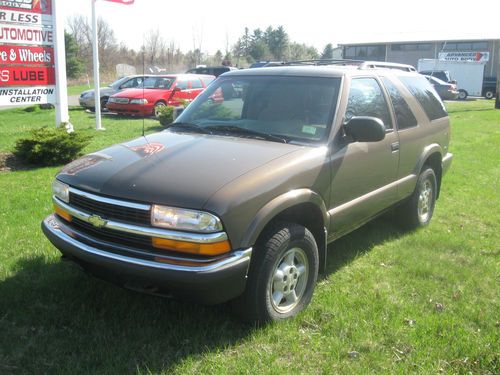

left=69, top=192, right=151, bottom=225
left=70, top=217, right=153, bottom=250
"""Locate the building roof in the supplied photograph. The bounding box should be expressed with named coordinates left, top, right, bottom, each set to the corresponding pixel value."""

left=338, top=32, right=500, bottom=46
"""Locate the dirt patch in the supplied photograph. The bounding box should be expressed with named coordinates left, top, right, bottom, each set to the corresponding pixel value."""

left=0, top=152, right=33, bottom=172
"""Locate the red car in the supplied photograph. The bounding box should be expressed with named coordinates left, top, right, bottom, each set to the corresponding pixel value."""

left=106, top=74, right=215, bottom=116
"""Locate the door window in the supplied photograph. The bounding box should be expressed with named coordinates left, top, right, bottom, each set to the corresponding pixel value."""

left=346, top=78, right=393, bottom=130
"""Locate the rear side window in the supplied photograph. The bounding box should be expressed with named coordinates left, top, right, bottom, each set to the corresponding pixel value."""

left=346, top=78, right=393, bottom=130
left=190, top=79, right=203, bottom=89
left=399, top=76, right=447, bottom=121
left=382, top=78, right=418, bottom=130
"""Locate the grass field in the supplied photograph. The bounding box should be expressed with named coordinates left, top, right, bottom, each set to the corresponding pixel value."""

left=0, top=101, right=498, bottom=374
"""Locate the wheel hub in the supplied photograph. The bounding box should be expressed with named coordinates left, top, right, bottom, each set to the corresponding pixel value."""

left=269, top=247, right=308, bottom=314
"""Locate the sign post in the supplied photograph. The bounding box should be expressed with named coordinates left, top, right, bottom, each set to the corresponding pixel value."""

left=91, top=0, right=103, bottom=130
left=53, top=0, right=70, bottom=128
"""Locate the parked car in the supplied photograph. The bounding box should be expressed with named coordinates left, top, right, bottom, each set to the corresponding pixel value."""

left=482, top=77, right=497, bottom=99
left=423, top=75, right=459, bottom=100
left=79, top=75, right=152, bottom=111
left=106, top=74, right=215, bottom=116
left=418, top=70, right=455, bottom=84
left=185, top=66, right=238, bottom=77
left=43, top=61, right=453, bottom=323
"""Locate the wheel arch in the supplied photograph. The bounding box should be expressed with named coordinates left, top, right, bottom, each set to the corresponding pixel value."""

left=240, top=189, right=329, bottom=273
left=416, top=145, right=443, bottom=199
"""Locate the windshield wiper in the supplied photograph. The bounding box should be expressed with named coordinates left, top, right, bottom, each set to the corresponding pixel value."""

left=167, top=122, right=212, bottom=134
left=205, top=125, right=288, bottom=143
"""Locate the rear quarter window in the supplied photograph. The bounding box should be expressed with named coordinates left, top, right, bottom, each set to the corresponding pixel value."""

left=399, top=76, right=448, bottom=121
left=382, top=77, right=418, bottom=130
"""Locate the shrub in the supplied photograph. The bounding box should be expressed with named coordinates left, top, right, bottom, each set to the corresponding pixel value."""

left=14, top=127, right=92, bottom=166
left=156, top=105, right=175, bottom=126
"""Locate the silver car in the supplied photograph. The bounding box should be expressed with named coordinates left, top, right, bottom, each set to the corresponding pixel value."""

left=79, top=75, right=152, bottom=111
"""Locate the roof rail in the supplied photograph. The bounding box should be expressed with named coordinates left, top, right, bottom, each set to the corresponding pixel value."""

left=358, top=61, right=417, bottom=72
left=277, top=59, right=366, bottom=67
left=264, top=59, right=417, bottom=72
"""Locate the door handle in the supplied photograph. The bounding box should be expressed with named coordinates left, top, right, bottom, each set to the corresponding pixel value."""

left=391, top=142, right=400, bottom=152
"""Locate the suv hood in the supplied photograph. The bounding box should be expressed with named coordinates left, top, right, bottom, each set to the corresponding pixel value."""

left=57, top=131, right=302, bottom=209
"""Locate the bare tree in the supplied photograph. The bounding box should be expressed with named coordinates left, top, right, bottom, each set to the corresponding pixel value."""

left=143, top=28, right=166, bottom=67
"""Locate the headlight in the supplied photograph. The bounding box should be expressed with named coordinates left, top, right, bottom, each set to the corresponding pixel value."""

left=151, top=205, right=223, bottom=233
left=130, top=98, right=148, bottom=105
left=80, top=91, right=94, bottom=99
left=52, top=180, right=69, bottom=203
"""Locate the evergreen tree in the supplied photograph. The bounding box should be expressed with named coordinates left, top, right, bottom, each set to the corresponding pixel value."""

left=65, top=31, right=83, bottom=79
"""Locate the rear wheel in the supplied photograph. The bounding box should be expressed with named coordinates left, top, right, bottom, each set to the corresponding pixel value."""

left=233, top=222, right=319, bottom=323
left=484, top=89, right=495, bottom=100
left=397, top=167, right=437, bottom=229
left=154, top=101, right=166, bottom=117
left=458, top=89, right=467, bottom=100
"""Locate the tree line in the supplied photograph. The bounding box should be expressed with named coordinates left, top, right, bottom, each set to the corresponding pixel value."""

left=65, top=17, right=336, bottom=81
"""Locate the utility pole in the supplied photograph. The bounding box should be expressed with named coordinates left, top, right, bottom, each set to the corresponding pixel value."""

left=496, top=40, right=500, bottom=109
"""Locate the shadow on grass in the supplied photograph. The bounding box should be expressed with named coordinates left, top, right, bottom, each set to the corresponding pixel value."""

left=0, top=216, right=406, bottom=374
left=0, top=257, right=252, bottom=374
left=325, top=215, right=406, bottom=274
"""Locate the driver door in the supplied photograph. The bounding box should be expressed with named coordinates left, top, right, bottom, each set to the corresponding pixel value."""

left=329, top=77, right=400, bottom=237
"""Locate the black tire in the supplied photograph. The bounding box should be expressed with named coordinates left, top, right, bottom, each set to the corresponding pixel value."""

left=233, top=222, right=319, bottom=323
left=101, top=97, right=109, bottom=109
left=458, top=89, right=467, bottom=100
left=397, top=167, right=437, bottom=229
left=484, top=89, right=495, bottom=100
left=154, top=101, right=166, bottom=117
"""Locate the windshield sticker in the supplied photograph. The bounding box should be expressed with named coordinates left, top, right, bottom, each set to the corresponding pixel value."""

left=301, top=125, right=317, bottom=135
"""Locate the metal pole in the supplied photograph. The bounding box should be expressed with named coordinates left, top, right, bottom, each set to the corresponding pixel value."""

left=92, top=0, right=104, bottom=129
left=496, top=40, right=500, bottom=109
left=53, top=0, right=71, bottom=129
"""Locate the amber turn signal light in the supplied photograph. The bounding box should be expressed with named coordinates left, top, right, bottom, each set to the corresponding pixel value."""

left=152, top=237, right=231, bottom=256
left=54, top=205, right=72, bottom=222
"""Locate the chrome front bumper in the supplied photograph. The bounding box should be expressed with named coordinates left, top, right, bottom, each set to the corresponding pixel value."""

left=42, top=214, right=252, bottom=304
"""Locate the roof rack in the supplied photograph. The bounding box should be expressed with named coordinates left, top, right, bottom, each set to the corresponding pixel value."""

left=268, top=59, right=417, bottom=72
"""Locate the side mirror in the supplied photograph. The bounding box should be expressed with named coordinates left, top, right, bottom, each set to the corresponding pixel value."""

left=344, top=116, right=386, bottom=142
left=173, top=87, right=182, bottom=93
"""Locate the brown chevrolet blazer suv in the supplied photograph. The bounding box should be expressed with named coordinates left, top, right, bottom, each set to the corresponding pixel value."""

left=42, top=60, right=453, bottom=323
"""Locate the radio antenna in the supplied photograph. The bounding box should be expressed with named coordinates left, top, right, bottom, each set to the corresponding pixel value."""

left=141, top=45, right=146, bottom=137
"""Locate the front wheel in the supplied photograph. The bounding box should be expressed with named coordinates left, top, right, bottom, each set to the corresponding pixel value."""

left=457, top=89, right=467, bottom=100
left=397, top=167, right=437, bottom=229
left=154, top=101, right=166, bottom=117
left=233, top=222, right=319, bottom=323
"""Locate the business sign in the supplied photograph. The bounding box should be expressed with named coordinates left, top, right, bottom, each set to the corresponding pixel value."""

left=0, top=0, right=55, bottom=107
left=0, top=45, right=53, bottom=65
left=0, top=85, right=55, bottom=105
left=0, top=0, right=52, bottom=14
left=0, top=23, right=53, bottom=45
left=438, top=51, right=490, bottom=63
left=0, top=65, right=55, bottom=85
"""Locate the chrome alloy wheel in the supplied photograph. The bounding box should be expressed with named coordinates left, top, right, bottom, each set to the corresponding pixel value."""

left=417, top=179, right=433, bottom=223
left=269, top=247, right=309, bottom=314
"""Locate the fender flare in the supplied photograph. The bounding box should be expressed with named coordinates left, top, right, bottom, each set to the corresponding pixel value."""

left=414, top=143, right=443, bottom=175
left=240, top=188, right=329, bottom=249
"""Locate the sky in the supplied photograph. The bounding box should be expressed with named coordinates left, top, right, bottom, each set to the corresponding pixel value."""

left=61, top=0, right=500, bottom=54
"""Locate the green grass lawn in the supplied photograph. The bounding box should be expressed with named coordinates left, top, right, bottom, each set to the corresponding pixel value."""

left=0, top=101, right=498, bottom=374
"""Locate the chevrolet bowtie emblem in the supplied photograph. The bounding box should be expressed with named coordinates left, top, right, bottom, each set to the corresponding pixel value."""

left=88, top=214, right=107, bottom=228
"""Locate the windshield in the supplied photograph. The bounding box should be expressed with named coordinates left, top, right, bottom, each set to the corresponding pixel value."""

left=109, top=76, right=129, bottom=88
left=174, top=76, right=341, bottom=144
left=143, top=76, right=175, bottom=89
